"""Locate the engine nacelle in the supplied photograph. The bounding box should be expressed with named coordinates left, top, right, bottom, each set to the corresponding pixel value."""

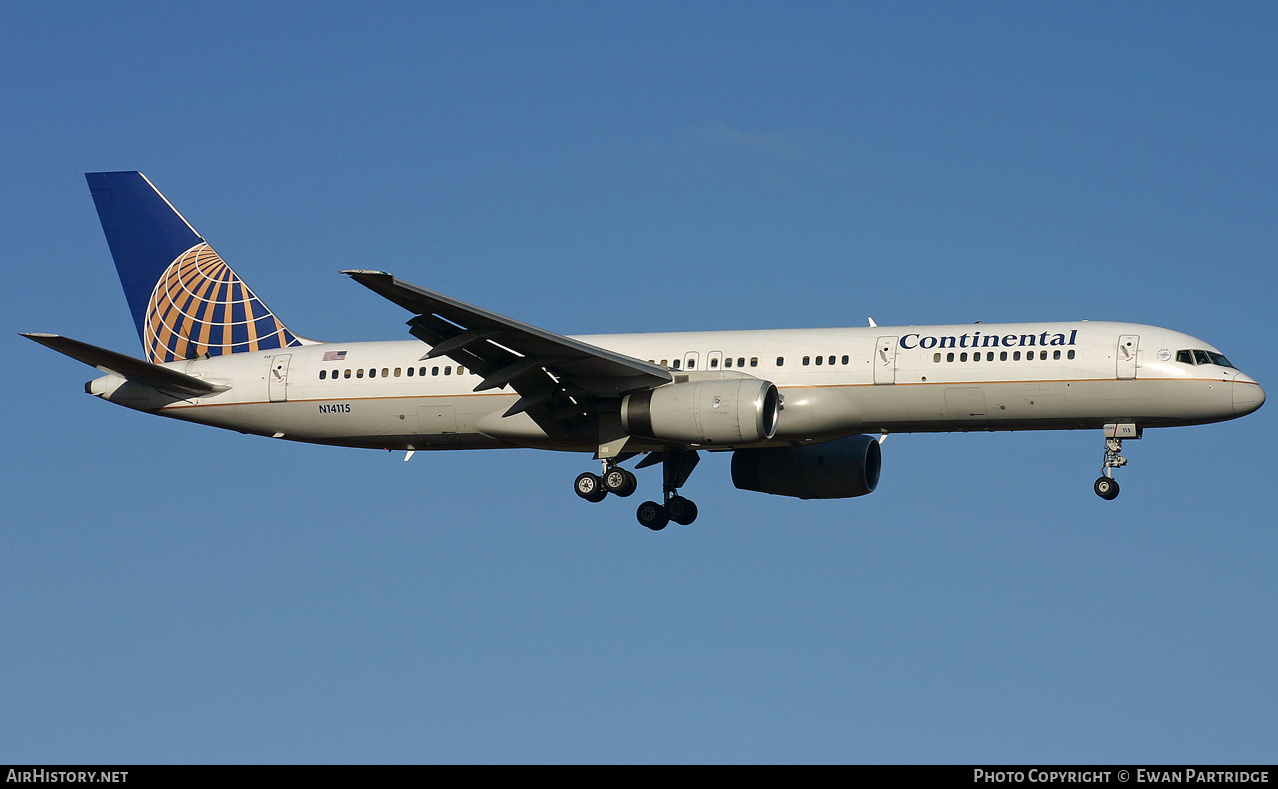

left=731, top=435, right=882, bottom=499
left=622, top=378, right=780, bottom=445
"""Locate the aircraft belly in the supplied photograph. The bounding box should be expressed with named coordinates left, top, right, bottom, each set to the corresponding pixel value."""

left=1061, top=378, right=1235, bottom=424
left=160, top=393, right=517, bottom=446
left=828, top=377, right=1237, bottom=433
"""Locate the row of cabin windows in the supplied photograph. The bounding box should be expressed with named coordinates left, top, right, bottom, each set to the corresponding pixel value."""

left=318, top=365, right=466, bottom=380
left=318, top=348, right=1081, bottom=380
left=935, top=349, right=1075, bottom=363
left=647, top=356, right=846, bottom=370
left=803, top=355, right=851, bottom=366
left=649, top=357, right=762, bottom=370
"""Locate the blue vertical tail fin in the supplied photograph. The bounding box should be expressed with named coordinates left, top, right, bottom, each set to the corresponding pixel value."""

left=86, top=171, right=305, bottom=363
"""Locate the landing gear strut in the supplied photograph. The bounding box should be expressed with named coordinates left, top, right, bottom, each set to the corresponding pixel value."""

left=573, top=450, right=700, bottom=530
left=1094, top=427, right=1137, bottom=500
left=634, top=450, right=700, bottom=530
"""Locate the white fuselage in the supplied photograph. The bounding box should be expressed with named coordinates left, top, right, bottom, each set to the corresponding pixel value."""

left=89, top=320, right=1265, bottom=453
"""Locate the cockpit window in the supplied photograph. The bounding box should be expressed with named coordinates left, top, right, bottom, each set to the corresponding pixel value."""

left=1205, top=351, right=1235, bottom=369
left=1178, top=349, right=1236, bottom=369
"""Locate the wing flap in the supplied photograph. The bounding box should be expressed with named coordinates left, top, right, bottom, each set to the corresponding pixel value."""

left=343, top=269, right=672, bottom=442
left=22, top=333, right=229, bottom=398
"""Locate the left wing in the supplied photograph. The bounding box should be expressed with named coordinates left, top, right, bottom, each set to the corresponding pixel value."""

left=342, top=270, right=672, bottom=439
left=22, top=333, right=230, bottom=398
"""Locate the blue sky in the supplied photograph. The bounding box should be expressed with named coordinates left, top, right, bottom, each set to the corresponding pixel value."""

left=3, top=2, right=1275, bottom=764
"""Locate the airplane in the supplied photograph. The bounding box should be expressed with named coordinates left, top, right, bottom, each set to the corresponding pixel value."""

left=23, top=171, right=1266, bottom=529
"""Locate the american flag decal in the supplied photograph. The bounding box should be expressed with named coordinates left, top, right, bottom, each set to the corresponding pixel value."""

left=322, top=350, right=347, bottom=361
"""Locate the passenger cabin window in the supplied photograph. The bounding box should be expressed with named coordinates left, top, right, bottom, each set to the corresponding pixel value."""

left=776, top=357, right=785, bottom=366
left=750, top=357, right=758, bottom=367
left=319, top=370, right=326, bottom=379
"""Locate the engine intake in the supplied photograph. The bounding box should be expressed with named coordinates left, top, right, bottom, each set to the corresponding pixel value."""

left=622, top=378, right=780, bottom=445
left=731, top=435, right=882, bottom=499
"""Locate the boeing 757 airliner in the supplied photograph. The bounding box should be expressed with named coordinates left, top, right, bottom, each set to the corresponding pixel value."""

left=23, top=172, right=1265, bottom=529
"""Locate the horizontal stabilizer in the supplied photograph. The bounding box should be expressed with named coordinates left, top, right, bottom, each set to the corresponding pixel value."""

left=21, top=333, right=229, bottom=398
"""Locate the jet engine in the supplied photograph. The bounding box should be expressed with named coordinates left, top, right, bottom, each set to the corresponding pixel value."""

left=622, top=378, right=780, bottom=445
left=731, top=435, right=882, bottom=499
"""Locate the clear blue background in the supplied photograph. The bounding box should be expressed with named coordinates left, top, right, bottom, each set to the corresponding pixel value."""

left=3, top=2, right=1275, bottom=764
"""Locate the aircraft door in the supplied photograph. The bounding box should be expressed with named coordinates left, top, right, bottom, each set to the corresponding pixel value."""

left=874, top=336, right=898, bottom=384
left=268, top=354, right=292, bottom=402
left=683, top=351, right=700, bottom=371
left=1116, top=335, right=1139, bottom=380
left=418, top=405, right=460, bottom=445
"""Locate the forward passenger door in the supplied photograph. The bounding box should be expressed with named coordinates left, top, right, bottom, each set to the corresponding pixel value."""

left=874, top=336, right=897, bottom=384
left=1116, top=335, right=1139, bottom=379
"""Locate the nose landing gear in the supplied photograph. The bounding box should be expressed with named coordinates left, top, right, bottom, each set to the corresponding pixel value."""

left=1093, top=473, right=1120, bottom=500
left=1094, top=425, right=1139, bottom=500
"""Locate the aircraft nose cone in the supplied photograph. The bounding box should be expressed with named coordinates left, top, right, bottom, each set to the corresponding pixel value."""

left=1233, top=374, right=1265, bottom=416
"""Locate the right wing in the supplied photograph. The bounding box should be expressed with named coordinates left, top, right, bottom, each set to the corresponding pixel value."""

left=342, top=270, right=673, bottom=438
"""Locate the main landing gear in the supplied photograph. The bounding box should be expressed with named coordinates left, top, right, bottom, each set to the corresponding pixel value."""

left=574, top=450, right=700, bottom=530
left=574, top=465, right=637, bottom=502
